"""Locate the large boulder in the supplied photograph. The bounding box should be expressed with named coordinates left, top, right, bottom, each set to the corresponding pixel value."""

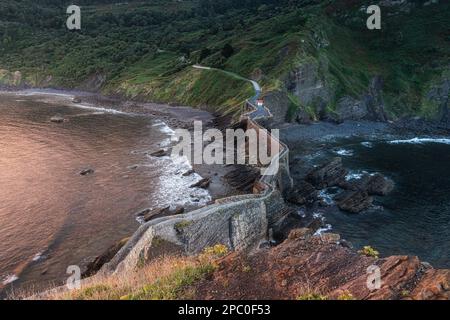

left=306, top=157, right=347, bottom=189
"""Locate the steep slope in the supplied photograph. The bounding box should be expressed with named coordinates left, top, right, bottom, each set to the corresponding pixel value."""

left=0, top=0, right=448, bottom=119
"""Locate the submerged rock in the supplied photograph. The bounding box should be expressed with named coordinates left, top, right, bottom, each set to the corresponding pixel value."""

left=150, top=149, right=169, bottom=157
left=182, top=169, right=195, bottom=176
left=50, top=115, right=65, bottom=123
left=79, top=168, right=94, bottom=176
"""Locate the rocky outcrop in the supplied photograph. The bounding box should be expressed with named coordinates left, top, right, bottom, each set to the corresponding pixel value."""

left=334, top=190, right=373, bottom=213
left=190, top=177, right=211, bottom=189
left=262, top=91, right=291, bottom=124
left=339, top=173, right=395, bottom=196
left=305, top=157, right=347, bottom=189
left=192, top=228, right=450, bottom=300
left=427, top=76, right=450, bottom=124
left=285, top=61, right=333, bottom=121
left=287, top=181, right=318, bottom=205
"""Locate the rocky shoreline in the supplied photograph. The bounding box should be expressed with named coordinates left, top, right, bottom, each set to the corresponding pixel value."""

left=4, top=88, right=449, bottom=299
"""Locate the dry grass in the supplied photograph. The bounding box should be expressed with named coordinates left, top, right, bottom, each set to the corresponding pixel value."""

left=17, top=245, right=229, bottom=300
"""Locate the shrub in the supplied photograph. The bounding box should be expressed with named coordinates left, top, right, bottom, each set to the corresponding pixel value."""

left=297, top=293, right=328, bottom=300
left=337, top=291, right=355, bottom=300
left=358, top=246, right=379, bottom=258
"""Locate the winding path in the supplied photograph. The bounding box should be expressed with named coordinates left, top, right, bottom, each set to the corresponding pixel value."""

left=192, top=64, right=271, bottom=120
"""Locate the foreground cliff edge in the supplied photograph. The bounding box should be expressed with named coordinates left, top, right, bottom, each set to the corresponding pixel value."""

left=25, top=229, right=449, bottom=300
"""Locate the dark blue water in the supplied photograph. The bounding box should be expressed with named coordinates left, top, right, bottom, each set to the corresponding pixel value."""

left=325, top=139, right=450, bottom=268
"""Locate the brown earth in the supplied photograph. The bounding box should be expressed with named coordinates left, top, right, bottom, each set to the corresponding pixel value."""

left=192, top=228, right=450, bottom=300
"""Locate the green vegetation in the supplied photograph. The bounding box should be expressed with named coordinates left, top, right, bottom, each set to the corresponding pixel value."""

left=1, top=0, right=448, bottom=118
left=358, top=245, right=380, bottom=259
left=124, top=262, right=215, bottom=300
left=337, top=291, right=355, bottom=300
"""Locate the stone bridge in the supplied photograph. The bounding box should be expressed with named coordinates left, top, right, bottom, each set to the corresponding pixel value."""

left=102, top=77, right=293, bottom=275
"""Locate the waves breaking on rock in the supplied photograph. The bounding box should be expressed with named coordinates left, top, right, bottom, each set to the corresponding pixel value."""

left=388, top=137, right=450, bottom=145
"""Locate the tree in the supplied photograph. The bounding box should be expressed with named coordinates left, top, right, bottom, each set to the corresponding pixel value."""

left=199, top=48, right=211, bottom=61
left=221, top=43, right=234, bottom=59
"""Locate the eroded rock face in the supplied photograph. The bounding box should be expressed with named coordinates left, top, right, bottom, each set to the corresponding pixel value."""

left=427, top=77, right=450, bottom=124
left=410, top=269, right=450, bottom=300
left=335, top=97, right=368, bottom=121
left=192, top=228, right=450, bottom=300
left=285, top=62, right=333, bottom=114
left=306, top=157, right=347, bottom=189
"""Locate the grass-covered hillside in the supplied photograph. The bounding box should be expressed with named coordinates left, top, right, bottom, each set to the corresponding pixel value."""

left=0, top=0, right=448, bottom=119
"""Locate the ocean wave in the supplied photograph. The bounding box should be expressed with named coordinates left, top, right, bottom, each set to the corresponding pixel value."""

left=388, top=137, right=450, bottom=145
left=71, top=102, right=126, bottom=115
left=146, top=121, right=212, bottom=212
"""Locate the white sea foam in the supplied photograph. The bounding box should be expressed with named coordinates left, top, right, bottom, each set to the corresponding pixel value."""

left=361, top=141, right=373, bottom=148
left=344, top=170, right=376, bottom=181
left=2, top=274, right=19, bottom=285
left=314, top=224, right=332, bottom=236
left=141, top=120, right=212, bottom=216
left=71, top=103, right=126, bottom=115
left=388, top=137, right=450, bottom=145
left=32, top=252, right=45, bottom=262
left=13, top=90, right=127, bottom=115
left=153, top=120, right=176, bottom=135
left=333, top=148, right=354, bottom=156
left=318, top=189, right=334, bottom=205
